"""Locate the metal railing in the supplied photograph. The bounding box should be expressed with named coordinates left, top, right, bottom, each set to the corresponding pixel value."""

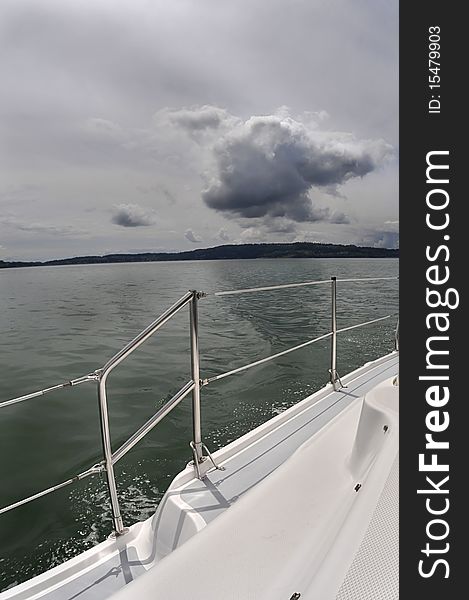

left=0, top=289, right=208, bottom=536
left=0, top=275, right=398, bottom=536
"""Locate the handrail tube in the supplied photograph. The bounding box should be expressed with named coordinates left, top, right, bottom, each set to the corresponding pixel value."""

left=214, top=279, right=330, bottom=296
left=1, top=292, right=194, bottom=411
left=0, top=374, right=96, bottom=410
left=213, top=276, right=398, bottom=297
left=189, top=292, right=204, bottom=464
left=336, top=314, right=391, bottom=335
left=100, top=291, right=193, bottom=376
left=112, top=380, right=196, bottom=465
left=394, top=316, right=399, bottom=351
left=0, top=309, right=395, bottom=516
left=1, top=280, right=397, bottom=409
left=337, top=276, right=398, bottom=283
left=203, top=332, right=333, bottom=386
left=329, top=277, right=339, bottom=389
left=97, top=291, right=193, bottom=536
left=0, top=463, right=104, bottom=516
left=0, top=278, right=399, bottom=524
left=98, top=371, right=125, bottom=535
left=203, top=313, right=393, bottom=387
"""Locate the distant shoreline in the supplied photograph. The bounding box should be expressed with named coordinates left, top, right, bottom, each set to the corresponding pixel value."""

left=0, top=242, right=399, bottom=269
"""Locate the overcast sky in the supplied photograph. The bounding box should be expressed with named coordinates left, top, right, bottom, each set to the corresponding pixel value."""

left=0, top=0, right=398, bottom=261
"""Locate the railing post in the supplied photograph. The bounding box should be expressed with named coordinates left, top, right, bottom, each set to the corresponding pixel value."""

left=189, top=291, right=204, bottom=470
left=97, top=374, right=125, bottom=536
left=394, top=316, right=400, bottom=351
left=329, top=276, right=340, bottom=390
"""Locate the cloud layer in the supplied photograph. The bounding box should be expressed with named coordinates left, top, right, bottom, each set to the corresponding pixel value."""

left=0, top=0, right=397, bottom=260
left=0, top=216, right=83, bottom=236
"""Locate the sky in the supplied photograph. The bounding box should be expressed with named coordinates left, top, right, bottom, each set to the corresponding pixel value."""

left=0, top=0, right=398, bottom=261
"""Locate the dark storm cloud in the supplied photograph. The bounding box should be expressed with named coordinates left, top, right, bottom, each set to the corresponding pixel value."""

left=111, top=204, right=155, bottom=227
left=202, top=114, right=392, bottom=224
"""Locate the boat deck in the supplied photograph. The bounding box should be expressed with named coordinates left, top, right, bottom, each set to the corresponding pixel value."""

left=152, top=352, right=399, bottom=554
left=337, top=456, right=399, bottom=600
left=1, top=353, right=399, bottom=600
left=112, top=355, right=399, bottom=600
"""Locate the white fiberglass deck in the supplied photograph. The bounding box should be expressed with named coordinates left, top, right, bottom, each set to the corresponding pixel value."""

left=337, top=456, right=399, bottom=600
left=1, top=352, right=398, bottom=600
left=114, top=357, right=399, bottom=600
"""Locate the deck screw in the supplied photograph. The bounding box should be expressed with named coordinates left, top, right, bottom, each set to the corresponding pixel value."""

left=383, top=425, right=389, bottom=433
left=354, top=483, right=362, bottom=492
